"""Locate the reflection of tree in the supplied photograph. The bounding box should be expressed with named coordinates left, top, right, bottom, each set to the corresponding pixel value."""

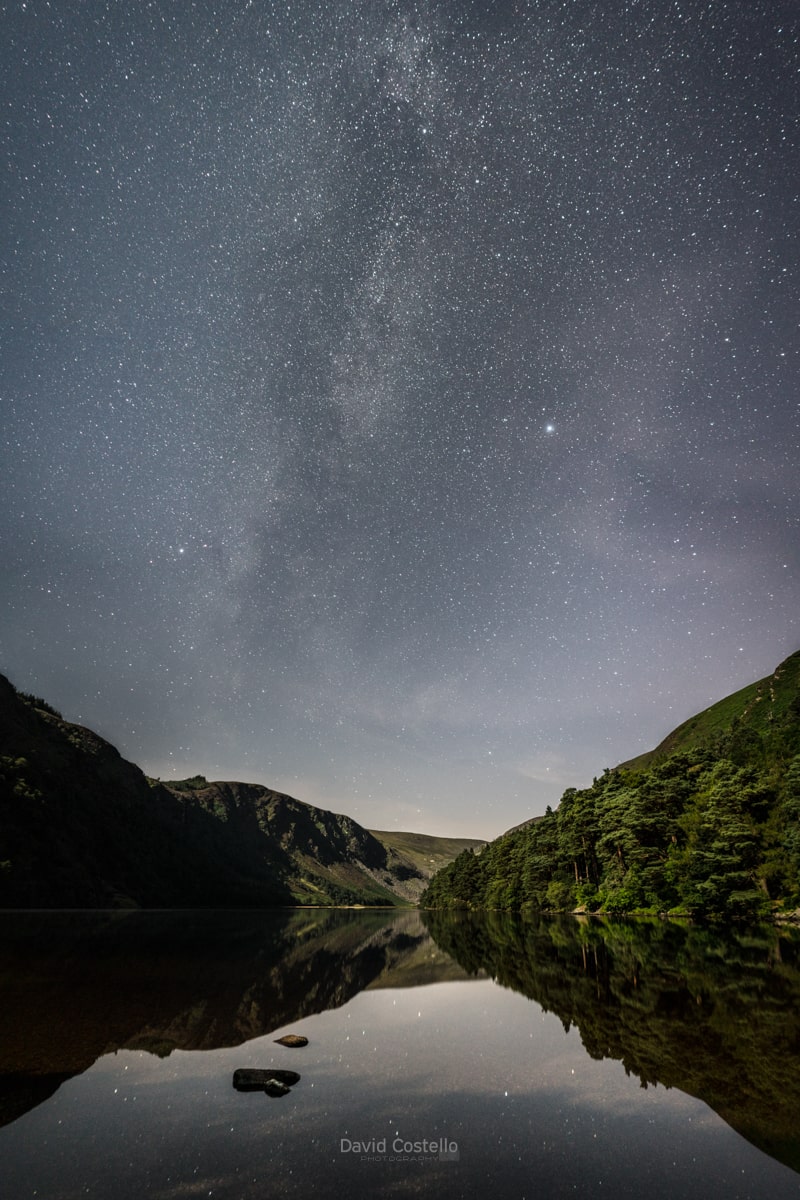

left=423, top=910, right=800, bottom=1175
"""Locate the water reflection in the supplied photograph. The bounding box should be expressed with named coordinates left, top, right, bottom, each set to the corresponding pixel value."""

left=1, top=909, right=799, bottom=1197
left=424, top=910, right=800, bottom=1174
left=0, top=908, right=474, bottom=1127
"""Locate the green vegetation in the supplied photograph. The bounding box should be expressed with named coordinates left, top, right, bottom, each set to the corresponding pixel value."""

left=423, top=650, right=800, bottom=920
left=369, top=829, right=486, bottom=875
left=422, top=909, right=800, bottom=1173
left=0, top=756, right=42, bottom=804
left=17, top=693, right=62, bottom=719
left=618, top=649, right=800, bottom=771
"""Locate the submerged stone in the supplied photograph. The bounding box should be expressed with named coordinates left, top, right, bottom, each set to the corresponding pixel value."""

left=233, top=1068, right=301, bottom=1093
left=264, top=1080, right=291, bottom=1098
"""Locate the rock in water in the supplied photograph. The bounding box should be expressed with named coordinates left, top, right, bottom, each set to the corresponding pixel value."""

left=274, top=1034, right=309, bottom=1047
left=264, top=1080, right=291, bottom=1098
left=233, top=1068, right=301, bottom=1093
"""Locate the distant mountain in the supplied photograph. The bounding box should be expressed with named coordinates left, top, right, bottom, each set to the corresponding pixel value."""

left=423, top=649, right=800, bottom=919
left=369, top=828, right=487, bottom=882
left=0, top=675, right=482, bottom=909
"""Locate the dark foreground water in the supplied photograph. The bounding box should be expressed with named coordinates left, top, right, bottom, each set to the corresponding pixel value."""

left=1, top=909, right=799, bottom=1200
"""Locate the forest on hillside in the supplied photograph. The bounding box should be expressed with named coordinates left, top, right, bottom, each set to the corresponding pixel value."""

left=422, top=716, right=800, bottom=920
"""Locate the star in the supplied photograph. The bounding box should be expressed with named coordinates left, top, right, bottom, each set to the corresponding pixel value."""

left=1, top=0, right=796, bottom=839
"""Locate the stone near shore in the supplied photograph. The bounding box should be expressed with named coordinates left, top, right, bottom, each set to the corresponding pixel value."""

left=274, top=1034, right=309, bottom=1047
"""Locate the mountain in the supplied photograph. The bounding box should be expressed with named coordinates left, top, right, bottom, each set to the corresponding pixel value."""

left=0, top=674, right=482, bottom=908
left=422, top=649, right=800, bottom=918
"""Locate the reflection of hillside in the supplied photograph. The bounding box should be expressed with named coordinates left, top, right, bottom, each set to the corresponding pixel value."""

left=0, top=909, right=477, bottom=1128
left=423, top=911, right=800, bottom=1175
left=366, top=936, right=487, bottom=989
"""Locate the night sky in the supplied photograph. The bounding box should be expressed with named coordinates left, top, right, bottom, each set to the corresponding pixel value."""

left=2, top=1, right=798, bottom=839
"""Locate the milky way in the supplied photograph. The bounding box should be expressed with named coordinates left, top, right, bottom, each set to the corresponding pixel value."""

left=2, top=1, right=798, bottom=837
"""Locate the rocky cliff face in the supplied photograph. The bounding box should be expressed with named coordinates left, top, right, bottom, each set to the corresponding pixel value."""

left=0, top=675, right=471, bottom=908
left=0, top=674, right=251, bottom=909
left=161, top=776, right=427, bottom=904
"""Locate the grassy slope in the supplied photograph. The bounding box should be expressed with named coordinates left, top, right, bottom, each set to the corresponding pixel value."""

left=369, top=830, right=487, bottom=877
left=618, top=649, right=800, bottom=772
left=288, top=853, right=402, bottom=906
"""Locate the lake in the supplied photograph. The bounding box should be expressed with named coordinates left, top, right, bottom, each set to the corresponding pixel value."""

left=1, top=908, right=799, bottom=1199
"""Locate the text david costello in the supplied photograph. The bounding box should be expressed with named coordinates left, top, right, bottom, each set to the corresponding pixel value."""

left=340, top=1137, right=459, bottom=1161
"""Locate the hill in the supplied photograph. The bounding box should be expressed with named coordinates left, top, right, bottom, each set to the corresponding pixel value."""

left=422, top=649, right=800, bottom=919
left=0, top=674, right=470, bottom=909
left=618, top=649, right=800, bottom=771
left=369, top=829, right=486, bottom=879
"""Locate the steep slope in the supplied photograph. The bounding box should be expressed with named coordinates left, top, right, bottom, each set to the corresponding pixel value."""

left=423, top=649, right=800, bottom=918
left=618, top=649, right=800, bottom=771
left=161, top=777, right=415, bottom=905
left=0, top=676, right=294, bottom=908
left=0, top=675, right=469, bottom=908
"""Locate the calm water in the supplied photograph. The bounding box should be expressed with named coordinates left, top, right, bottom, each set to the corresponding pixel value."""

left=0, top=908, right=799, bottom=1199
